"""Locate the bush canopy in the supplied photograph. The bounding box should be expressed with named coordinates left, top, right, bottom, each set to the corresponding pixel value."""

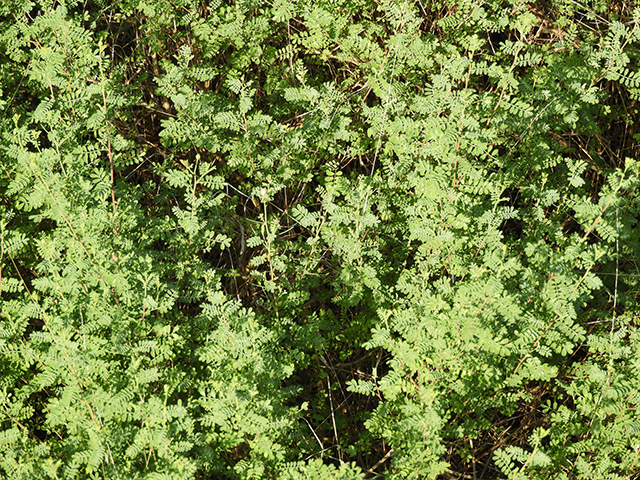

left=1, top=0, right=640, bottom=478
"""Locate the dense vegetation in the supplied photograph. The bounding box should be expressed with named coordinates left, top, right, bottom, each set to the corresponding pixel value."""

left=1, top=0, right=639, bottom=478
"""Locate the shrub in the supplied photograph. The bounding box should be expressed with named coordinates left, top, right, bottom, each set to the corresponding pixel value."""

left=1, top=0, right=639, bottom=479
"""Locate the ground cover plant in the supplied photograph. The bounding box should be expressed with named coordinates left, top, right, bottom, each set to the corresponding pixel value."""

left=1, top=0, right=640, bottom=478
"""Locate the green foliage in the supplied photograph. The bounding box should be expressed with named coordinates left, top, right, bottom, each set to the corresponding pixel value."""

left=1, top=0, right=640, bottom=479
